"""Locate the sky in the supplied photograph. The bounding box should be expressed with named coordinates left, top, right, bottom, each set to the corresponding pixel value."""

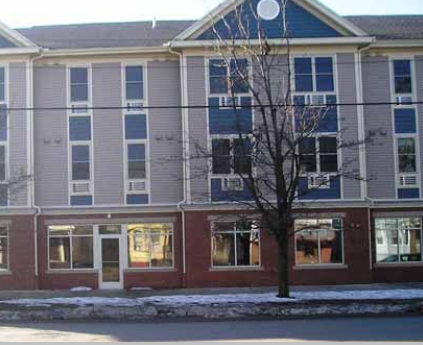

left=2, top=0, right=423, bottom=28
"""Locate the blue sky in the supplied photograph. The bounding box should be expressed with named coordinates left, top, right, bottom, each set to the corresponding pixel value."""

left=4, top=0, right=423, bottom=28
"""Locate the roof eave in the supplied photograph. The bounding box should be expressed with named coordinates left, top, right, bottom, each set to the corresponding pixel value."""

left=370, top=39, right=423, bottom=48
left=41, top=45, right=171, bottom=57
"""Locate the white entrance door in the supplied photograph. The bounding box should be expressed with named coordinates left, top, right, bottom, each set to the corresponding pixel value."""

left=99, top=236, right=123, bottom=289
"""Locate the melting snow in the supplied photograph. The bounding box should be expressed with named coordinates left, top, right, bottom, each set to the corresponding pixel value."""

left=1, top=289, right=423, bottom=308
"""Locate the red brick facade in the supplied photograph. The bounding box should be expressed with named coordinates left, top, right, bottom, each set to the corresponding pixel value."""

left=0, top=208, right=422, bottom=290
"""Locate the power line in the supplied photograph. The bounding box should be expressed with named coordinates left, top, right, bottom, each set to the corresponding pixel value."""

left=0, top=101, right=421, bottom=112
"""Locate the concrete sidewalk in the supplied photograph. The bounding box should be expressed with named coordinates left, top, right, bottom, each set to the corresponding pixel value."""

left=0, top=283, right=422, bottom=300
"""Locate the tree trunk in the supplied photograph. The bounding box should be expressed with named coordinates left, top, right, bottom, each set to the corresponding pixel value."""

left=277, top=236, right=290, bottom=298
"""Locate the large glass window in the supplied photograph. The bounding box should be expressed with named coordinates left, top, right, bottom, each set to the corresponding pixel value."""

left=125, top=66, right=144, bottom=100
left=48, top=225, right=94, bottom=270
left=127, top=144, right=146, bottom=179
left=295, top=219, right=344, bottom=266
left=398, top=138, right=417, bottom=173
left=0, top=226, right=8, bottom=270
left=72, top=145, right=90, bottom=180
left=212, top=138, right=252, bottom=175
left=294, top=57, right=334, bottom=93
left=375, top=218, right=422, bottom=263
left=212, top=221, right=260, bottom=267
left=70, top=68, right=89, bottom=102
left=299, top=137, right=338, bottom=173
left=394, top=60, right=412, bottom=94
left=127, top=224, right=173, bottom=269
left=209, top=58, right=249, bottom=94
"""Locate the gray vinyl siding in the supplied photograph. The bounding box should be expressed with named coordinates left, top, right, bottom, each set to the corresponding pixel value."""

left=92, top=63, right=124, bottom=205
left=148, top=60, right=183, bottom=204
left=34, top=65, right=68, bottom=206
left=9, top=62, right=28, bottom=206
left=362, top=56, right=396, bottom=199
left=337, top=53, right=361, bottom=200
left=186, top=56, right=209, bottom=203
left=415, top=55, right=423, bottom=192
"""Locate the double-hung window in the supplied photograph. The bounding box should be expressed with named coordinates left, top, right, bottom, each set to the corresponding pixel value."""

left=0, top=67, right=5, bottom=103
left=375, top=218, right=422, bottom=263
left=397, top=138, right=417, bottom=173
left=48, top=225, right=94, bottom=270
left=70, top=67, right=90, bottom=114
left=127, top=144, right=146, bottom=179
left=212, top=221, right=260, bottom=267
left=72, top=145, right=90, bottom=181
left=209, top=59, right=249, bottom=95
left=212, top=138, right=252, bottom=175
left=299, top=137, right=338, bottom=174
left=294, top=57, right=334, bottom=93
left=125, top=66, right=144, bottom=101
left=394, top=60, right=412, bottom=95
left=127, top=224, right=173, bottom=269
left=295, top=219, right=344, bottom=266
left=0, top=226, right=8, bottom=270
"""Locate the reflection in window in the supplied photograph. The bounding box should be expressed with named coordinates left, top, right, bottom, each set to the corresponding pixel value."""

left=212, top=221, right=260, bottom=267
left=295, top=219, right=344, bottom=265
left=48, top=225, right=94, bottom=270
left=375, top=218, right=422, bottom=264
left=0, top=226, right=8, bottom=270
left=127, top=224, right=173, bottom=268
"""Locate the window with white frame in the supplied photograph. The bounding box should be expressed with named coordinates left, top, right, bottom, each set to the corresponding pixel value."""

left=211, top=137, right=252, bottom=175
left=397, top=138, right=417, bottom=173
left=295, top=218, right=344, bottom=266
left=71, top=145, right=90, bottom=181
left=0, top=226, right=8, bottom=270
left=48, top=225, right=94, bottom=270
left=127, top=224, right=173, bottom=269
left=125, top=66, right=144, bottom=101
left=127, top=143, right=146, bottom=180
left=393, top=60, right=412, bottom=95
left=209, top=58, right=249, bottom=95
left=294, top=57, right=334, bottom=93
left=299, top=137, right=338, bottom=174
left=212, top=221, right=260, bottom=267
left=0, top=67, right=5, bottom=103
left=70, top=67, right=89, bottom=103
left=375, top=218, right=422, bottom=264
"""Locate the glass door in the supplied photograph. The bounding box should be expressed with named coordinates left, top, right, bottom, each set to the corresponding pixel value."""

left=100, top=237, right=122, bottom=289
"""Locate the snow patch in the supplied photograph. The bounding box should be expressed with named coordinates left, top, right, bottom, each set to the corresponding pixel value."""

left=130, top=287, right=153, bottom=291
left=70, top=287, right=92, bottom=292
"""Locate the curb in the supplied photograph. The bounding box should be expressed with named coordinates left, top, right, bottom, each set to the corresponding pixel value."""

left=0, top=300, right=421, bottom=321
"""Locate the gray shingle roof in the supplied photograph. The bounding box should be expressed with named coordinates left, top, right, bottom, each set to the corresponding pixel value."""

left=13, top=15, right=423, bottom=50
left=16, top=20, right=195, bottom=50
left=346, top=15, right=423, bottom=40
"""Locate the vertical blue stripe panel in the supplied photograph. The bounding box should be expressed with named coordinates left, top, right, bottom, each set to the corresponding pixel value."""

left=394, top=108, right=417, bottom=134
left=298, top=177, right=341, bottom=200
left=398, top=188, right=420, bottom=199
left=127, top=194, right=149, bottom=205
left=209, top=97, right=253, bottom=134
left=125, top=114, right=147, bottom=140
left=210, top=178, right=252, bottom=202
left=71, top=195, right=93, bottom=206
left=198, top=0, right=342, bottom=40
left=69, top=116, right=91, bottom=141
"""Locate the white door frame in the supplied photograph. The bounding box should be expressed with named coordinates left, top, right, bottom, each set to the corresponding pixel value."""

left=98, top=232, right=124, bottom=290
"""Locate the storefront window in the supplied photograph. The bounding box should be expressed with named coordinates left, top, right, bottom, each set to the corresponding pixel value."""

left=0, top=226, right=8, bottom=270
left=127, top=224, right=173, bottom=269
left=295, top=219, right=344, bottom=265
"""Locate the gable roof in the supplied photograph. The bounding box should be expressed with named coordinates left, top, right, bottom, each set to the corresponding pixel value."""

left=346, top=15, right=423, bottom=40
left=17, top=21, right=194, bottom=50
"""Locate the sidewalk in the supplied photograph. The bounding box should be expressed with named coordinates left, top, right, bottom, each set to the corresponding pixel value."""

left=0, top=284, right=421, bottom=321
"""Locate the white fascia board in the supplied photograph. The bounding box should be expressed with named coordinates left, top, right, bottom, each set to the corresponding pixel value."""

left=42, top=46, right=170, bottom=57
left=0, top=21, right=38, bottom=48
left=0, top=47, right=41, bottom=56
left=371, top=40, right=423, bottom=48
left=170, top=36, right=375, bottom=49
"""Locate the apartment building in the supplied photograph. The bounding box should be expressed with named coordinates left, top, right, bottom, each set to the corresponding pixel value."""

left=0, top=0, right=422, bottom=290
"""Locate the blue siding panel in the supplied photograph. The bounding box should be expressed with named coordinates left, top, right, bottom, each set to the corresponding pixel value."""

left=298, top=177, right=341, bottom=200
left=398, top=188, right=420, bottom=199
left=209, top=97, right=253, bottom=134
left=198, top=0, right=342, bottom=40
left=210, top=178, right=252, bottom=202
left=69, top=116, right=91, bottom=141
left=71, top=195, right=93, bottom=206
left=125, top=114, right=147, bottom=140
left=0, top=35, right=16, bottom=48
left=127, top=194, right=149, bottom=205
left=394, top=109, right=417, bottom=134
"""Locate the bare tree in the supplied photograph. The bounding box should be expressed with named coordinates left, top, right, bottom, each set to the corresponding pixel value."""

left=183, top=0, right=373, bottom=298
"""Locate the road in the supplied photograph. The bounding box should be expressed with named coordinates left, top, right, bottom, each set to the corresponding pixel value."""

left=0, top=316, right=422, bottom=342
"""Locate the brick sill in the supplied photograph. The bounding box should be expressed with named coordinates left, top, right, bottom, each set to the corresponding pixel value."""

left=0, top=270, right=12, bottom=276
left=124, top=268, right=177, bottom=273
left=46, top=269, right=99, bottom=275
left=374, top=263, right=423, bottom=268
left=209, top=267, right=264, bottom=272
left=293, top=265, right=348, bottom=271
